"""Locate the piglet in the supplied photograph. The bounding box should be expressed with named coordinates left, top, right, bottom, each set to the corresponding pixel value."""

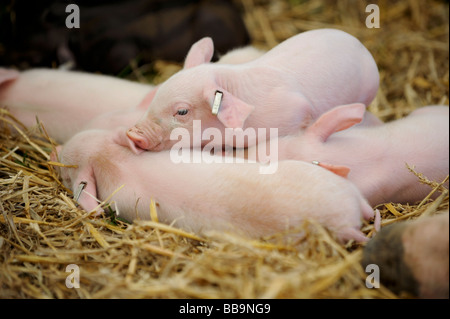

left=0, top=45, right=266, bottom=143
left=67, top=45, right=268, bottom=136
left=127, top=28, right=380, bottom=151
left=239, top=104, right=449, bottom=206
left=54, top=127, right=374, bottom=243
left=362, top=212, right=449, bottom=298
left=0, top=68, right=20, bottom=83
left=0, top=68, right=154, bottom=143
left=216, top=46, right=266, bottom=65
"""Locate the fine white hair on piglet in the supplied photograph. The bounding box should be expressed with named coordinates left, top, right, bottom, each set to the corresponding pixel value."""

left=239, top=104, right=449, bottom=206
left=216, top=46, right=266, bottom=65
left=126, top=28, right=380, bottom=151
left=58, top=127, right=374, bottom=243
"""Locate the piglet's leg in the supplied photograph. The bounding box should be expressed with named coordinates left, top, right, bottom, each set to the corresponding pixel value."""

left=72, top=167, right=104, bottom=215
left=361, top=200, right=375, bottom=221
left=338, top=227, right=368, bottom=243
left=336, top=201, right=374, bottom=243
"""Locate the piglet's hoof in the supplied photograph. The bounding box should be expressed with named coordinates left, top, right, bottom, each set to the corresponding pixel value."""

left=361, top=213, right=449, bottom=298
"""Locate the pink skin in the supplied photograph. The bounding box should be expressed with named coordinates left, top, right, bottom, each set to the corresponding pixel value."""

left=0, top=68, right=154, bottom=143
left=216, top=46, right=266, bottom=65
left=54, top=128, right=374, bottom=243
left=238, top=104, right=449, bottom=206
left=127, top=28, right=381, bottom=151
left=0, top=46, right=264, bottom=144
left=0, top=68, right=20, bottom=83
left=79, top=85, right=159, bottom=133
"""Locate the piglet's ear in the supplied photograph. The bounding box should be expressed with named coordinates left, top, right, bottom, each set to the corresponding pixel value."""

left=184, top=37, right=214, bottom=69
left=306, top=103, right=366, bottom=142
left=136, top=86, right=159, bottom=111
left=213, top=90, right=255, bottom=129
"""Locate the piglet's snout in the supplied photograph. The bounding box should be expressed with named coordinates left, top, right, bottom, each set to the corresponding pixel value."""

left=126, top=127, right=149, bottom=150
left=126, top=124, right=164, bottom=151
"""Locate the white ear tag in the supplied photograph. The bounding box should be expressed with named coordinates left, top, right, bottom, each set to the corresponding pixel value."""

left=74, top=181, right=87, bottom=202
left=211, top=90, right=223, bottom=115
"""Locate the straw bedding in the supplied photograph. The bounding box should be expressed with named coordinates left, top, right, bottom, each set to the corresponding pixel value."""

left=0, top=0, right=448, bottom=299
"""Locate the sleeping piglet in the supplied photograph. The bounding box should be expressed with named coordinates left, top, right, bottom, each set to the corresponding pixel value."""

left=78, top=46, right=267, bottom=134
left=0, top=45, right=264, bottom=144
left=216, top=46, right=266, bottom=65
left=127, top=28, right=380, bottom=151
left=0, top=67, right=154, bottom=143
left=79, top=46, right=268, bottom=134
left=238, top=104, right=449, bottom=206
left=54, top=128, right=374, bottom=243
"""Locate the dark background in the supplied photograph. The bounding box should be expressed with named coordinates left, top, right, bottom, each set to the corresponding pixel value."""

left=0, top=0, right=250, bottom=74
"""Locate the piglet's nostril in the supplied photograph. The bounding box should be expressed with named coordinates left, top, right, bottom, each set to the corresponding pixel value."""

left=126, top=130, right=149, bottom=150
left=135, top=139, right=148, bottom=150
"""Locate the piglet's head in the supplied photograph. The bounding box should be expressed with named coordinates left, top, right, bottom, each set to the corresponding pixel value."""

left=126, top=79, right=210, bottom=152
left=127, top=37, right=255, bottom=152
left=51, top=130, right=111, bottom=214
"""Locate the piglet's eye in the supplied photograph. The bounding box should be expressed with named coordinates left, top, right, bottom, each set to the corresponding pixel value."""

left=177, top=109, right=189, bottom=116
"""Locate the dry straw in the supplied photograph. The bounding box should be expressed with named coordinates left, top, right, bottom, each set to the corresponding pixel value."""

left=0, top=0, right=449, bottom=299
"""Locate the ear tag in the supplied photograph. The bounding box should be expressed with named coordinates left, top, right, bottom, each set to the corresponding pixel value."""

left=312, top=160, right=350, bottom=178
left=74, top=181, right=88, bottom=202
left=211, top=90, right=223, bottom=115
